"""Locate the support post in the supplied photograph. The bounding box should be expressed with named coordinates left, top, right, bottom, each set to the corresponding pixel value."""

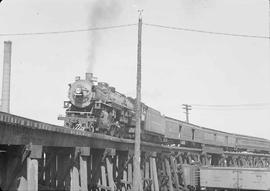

left=150, top=155, right=159, bottom=191
left=106, top=157, right=115, bottom=191
left=170, top=156, right=180, bottom=191
left=79, top=155, right=89, bottom=191
left=165, top=158, right=173, bottom=191
left=5, top=145, right=42, bottom=191
left=70, top=147, right=90, bottom=191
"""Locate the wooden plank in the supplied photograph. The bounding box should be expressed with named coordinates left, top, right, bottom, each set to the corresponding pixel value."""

left=160, top=161, right=167, bottom=191
left=78, top=147, right=90, bottom=156
left=17, top=158, right=38, bottom=191
left=6, top=157, right=21, bottom=191
left=90, top=149, right=104, bottom=189
left=64, top=154, right=72, bottom=190
left=80, top=156, right=88, bottom=191
left=44, top=152, right=51, bottom=187
left=101, top=165, right=107, bottom=190
left=170, top=156, right=180, bottom=191
left=98, top=180, right=101, bottom=191
left=29, top=145, right=43, bottom=159
left=122, top=170, right=127, bottom=191
left=149, top=159, right=154, bottom=191
left=144, top=161, right=150, bottom=189
left=165, top=159, right=173, bottom=191
left=56, top=154, right=65, bottom=189
left=26, top=158, right=38, bottom=191
left=50, top=154, right=57, bottom=188
left=127, top=163, right=133, bottom=186
left=106, top=157, right=115, bottom=191
left=141, top=167, right=144, bottom=189
left=150, top=157, right=159, bottom=191
left=0, top=153, right=6, bottom=187
left=17, top=171, right=28, bottom=191
left=5, top=146, right=29, bottom=191
left=152, top=157, right=159, bottom=191
left=70, top=164, right=80, bottom=191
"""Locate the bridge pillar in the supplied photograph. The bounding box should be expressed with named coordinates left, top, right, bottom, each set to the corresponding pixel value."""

left=17, top=157, right=38, bottom=191
left=150, top=153, right=159, bottom=191
left=79, top=155, right=88, bottom=191
left=54, top=147, right=90, bottom=191
left=4, top=144, right=42, bottom=191
left=165, top=157, right=174, bottom=191
left=70, top=147, right=90, bottom=191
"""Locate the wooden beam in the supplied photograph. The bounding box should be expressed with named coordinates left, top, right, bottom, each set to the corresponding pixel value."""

left=106, top=157, right=115, bottom=191
left=170, top=156, right=180, bottom=191
left=80, top=156, right=88, bottom=191
left=165, top=158, right=173, bottom=191
left=150, top=157, right=159, bottom=191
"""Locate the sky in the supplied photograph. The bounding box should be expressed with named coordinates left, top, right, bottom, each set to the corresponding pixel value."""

left=0, top=0, right=270, bottom=139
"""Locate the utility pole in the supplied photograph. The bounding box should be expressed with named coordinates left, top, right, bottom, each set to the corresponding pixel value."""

left=182, top=104, right=191, bottom=123
left=133, top=10, right=143, bottom=191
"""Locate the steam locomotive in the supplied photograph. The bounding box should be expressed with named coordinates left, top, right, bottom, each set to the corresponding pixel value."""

left=58, top=73, right=164, bottom=141
left=58, top=73, right=270, bottom=154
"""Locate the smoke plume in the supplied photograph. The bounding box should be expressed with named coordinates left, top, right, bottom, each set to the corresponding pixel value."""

left=87, top=0, right=123, bottom=72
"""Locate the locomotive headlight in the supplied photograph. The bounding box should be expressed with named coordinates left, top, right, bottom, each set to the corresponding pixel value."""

left=75, top=87, right=82, bottom=94
left=69, top=80, right=92, bottom=108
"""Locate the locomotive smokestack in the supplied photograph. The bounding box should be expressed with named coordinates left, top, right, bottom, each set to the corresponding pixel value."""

left=85, top=73, right=93, bottom=81
left=1, top=41, right=12, bottom=113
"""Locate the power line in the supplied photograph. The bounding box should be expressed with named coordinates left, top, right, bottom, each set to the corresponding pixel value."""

left=0, top=24, right=137, bottom=36
left=1, top=22, right=269, bottom=39
left=144, top=23, right=270, bottom=40
left=192, top=107, right=270, bottom=111
left=191, top=103, right=270, bottom=107
left=191, top=103, right=270, bottom=111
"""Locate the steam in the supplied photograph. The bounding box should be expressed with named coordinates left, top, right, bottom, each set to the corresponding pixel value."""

left=87, top=0, right=123, bottom=72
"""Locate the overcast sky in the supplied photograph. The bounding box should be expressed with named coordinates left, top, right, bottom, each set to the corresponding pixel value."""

left=0, top=0, right=270, bottom=139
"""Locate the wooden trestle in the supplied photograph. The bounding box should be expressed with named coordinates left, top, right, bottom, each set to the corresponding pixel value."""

left=0, top=112, right=269, bottom=191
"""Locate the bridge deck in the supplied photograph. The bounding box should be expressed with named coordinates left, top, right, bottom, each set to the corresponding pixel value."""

left=0, top=111, right=201, bottom=152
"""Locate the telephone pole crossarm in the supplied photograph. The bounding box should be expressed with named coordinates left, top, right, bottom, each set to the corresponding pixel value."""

left=182, top=104, right=192, bottom=123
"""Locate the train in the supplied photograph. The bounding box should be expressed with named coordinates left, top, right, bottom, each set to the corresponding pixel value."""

left=58, top=73, right=270, bottom=190
left=58, top=73, right=270, bottom=155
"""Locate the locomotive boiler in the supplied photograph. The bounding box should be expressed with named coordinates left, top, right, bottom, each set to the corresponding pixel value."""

left=58, top=73, right=134, bottom=137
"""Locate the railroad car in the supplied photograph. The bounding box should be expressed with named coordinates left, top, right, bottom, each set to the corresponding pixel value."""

left=235, top=134, right=270, bottom=152
left=165, top=119, right=270, bottom=154
left=199, top=166, right=270, bottom=190
left=164, top=119, right=237, bottom=150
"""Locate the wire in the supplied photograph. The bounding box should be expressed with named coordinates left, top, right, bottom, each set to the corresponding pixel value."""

left=190, top=103, right=270, bottom=110
left=144, top=23, right=270, bottom=40
left=0, top=24, right=137, bottom=36
left=1, top=22, right=269, bottom=40
left=191, top=103, right=270, bottom=107
left=192, top=107, right=270, bottom=111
